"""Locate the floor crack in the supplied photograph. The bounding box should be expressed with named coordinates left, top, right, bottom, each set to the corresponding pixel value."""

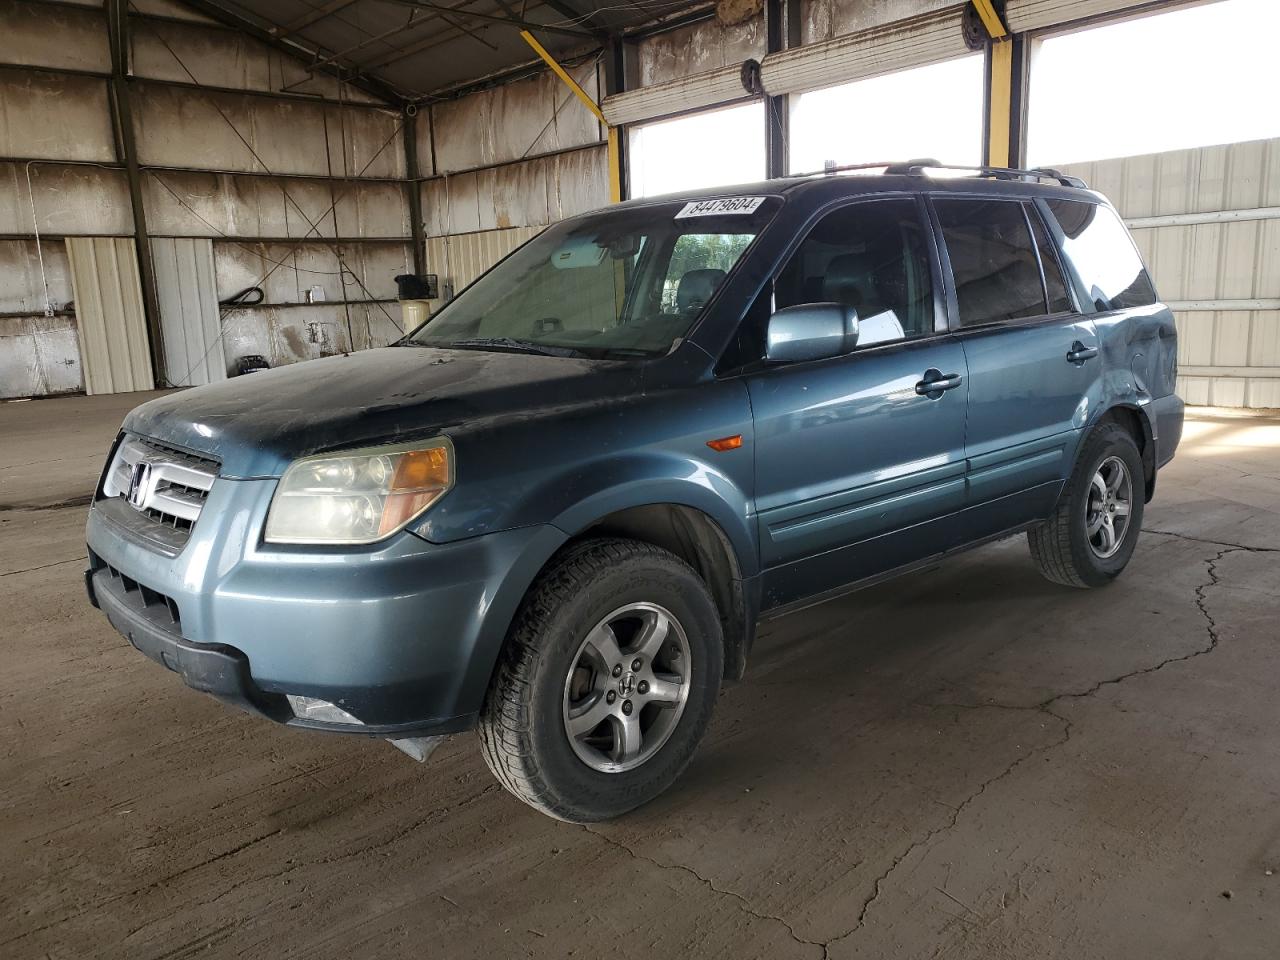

left=0, top=555, right=86, bottom=577
left=825, top=542, right=1245, bottom=950
left=581, top=824, right=828, bottom=958
left=1142, top=528, right=1280, bottom=553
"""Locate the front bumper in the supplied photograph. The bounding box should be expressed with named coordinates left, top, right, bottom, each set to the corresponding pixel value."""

left=86, top=478, right=566, bottom=736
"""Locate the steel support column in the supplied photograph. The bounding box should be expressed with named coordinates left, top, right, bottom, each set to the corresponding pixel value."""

left=107, top=0, right=166, bottom=387
left=975, top=1, right=1028, bottom=168
left=403, top=107, right=426, bottom=275
left=764, top=0, right=801, bottom=179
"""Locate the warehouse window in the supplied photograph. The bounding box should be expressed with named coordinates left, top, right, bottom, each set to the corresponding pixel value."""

left=629, top=102, right=766, bottom=198
left=1027, top=0, right=1280, bottom=165
left=788, top=57, right=983, bottom=174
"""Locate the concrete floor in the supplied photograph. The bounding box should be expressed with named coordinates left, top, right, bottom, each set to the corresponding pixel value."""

left=3, top=393, right=1280, bottom=959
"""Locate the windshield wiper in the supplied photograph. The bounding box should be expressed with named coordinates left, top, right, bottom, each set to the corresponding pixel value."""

left=438, top=337, right=588, bottom=358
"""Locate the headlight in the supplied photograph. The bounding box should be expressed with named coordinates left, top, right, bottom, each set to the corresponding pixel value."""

left=264, top=438, right=453, bottom=544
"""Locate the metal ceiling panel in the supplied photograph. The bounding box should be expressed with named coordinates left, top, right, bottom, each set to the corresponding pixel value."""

left=67, top=237, right=154, bottom=395
left=152, top=237, right=226, bottom=387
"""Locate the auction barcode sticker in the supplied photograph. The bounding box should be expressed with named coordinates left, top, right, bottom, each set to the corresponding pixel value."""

left=674, top=197, right=766, bottom=218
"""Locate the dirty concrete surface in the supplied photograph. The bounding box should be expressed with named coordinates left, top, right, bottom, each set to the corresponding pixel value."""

left=2, top=396, right=1279, bottom=959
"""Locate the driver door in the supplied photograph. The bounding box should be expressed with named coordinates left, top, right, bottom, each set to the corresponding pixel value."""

left=747, top=198, right=970, bottom=609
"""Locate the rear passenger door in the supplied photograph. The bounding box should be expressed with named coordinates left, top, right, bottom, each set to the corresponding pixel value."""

left=931, top=196, right=1101, bottom=530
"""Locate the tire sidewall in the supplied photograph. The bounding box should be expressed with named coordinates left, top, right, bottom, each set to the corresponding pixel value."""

left=520, top=553, right=723, bottom=819
left=1067, top=425, right=1145, bottom=585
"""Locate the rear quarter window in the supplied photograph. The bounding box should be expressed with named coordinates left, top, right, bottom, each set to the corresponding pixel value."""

left=1045, top=199, right=1157, bottom=311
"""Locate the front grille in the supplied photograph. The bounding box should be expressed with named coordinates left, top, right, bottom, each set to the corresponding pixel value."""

left=101, top=435, right=220, bottom=544
left=98, top=560, right=182, bottom=629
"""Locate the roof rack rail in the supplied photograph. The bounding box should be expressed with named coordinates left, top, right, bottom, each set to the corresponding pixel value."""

left=882, top=158, right=1087, bottom=188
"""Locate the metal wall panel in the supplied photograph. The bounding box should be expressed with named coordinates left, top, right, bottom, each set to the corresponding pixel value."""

left=431, top=64, right=601, bottom=174
left=0, top=0, right=111, bottom=73
left=802, top=0, right=956, bottom=44
left=133, top=85, right=403, bottom=178
left=0, top=162, right=133, bottom=236
left=0, top=314, right=83, bottom=399
left=143, top=170, right=409, bottom=239
left=129, top=17, right=381, bottom=104
left=0, top=73, right=115, bottom=163
left=66, top=237, right=154, bottom=395
left=638, top=13, right=767, bottom=86
left=0, top=239, right=73, bottom=315
left=212, top=240, right=411, bottom=305
left=1059, top=137, right=1280, bottom=409
left=421, top=145, right=607, bottom=236
left=152, top=237, right=225, bottom=387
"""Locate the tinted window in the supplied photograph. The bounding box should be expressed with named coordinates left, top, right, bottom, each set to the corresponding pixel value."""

left=776, top=199, right=934, bottom=346
left=935, top=199, right=1047, bottom=326
left=1028, top=206, right=1073, bottom=314
left=1046, top=200, right=1156, bottom=311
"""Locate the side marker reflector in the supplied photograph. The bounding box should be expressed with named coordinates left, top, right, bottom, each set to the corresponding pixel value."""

left=706, top=435, right=743, bottom=452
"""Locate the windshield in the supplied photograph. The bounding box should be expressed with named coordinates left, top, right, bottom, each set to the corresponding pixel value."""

left=407, top=197, right=779, bottom=358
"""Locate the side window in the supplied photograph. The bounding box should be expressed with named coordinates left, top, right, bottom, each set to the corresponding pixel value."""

left=934, top=198, right=1048, bottom=327
left=1028, top=205, right=1073, bottom=314
left=775, top=199, right=935, bottom=347
left=1046, top=199, right=1157, bottom=312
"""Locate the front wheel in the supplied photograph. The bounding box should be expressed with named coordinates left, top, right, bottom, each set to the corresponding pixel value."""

left=478, top=538, right=723, bottom=822
left=1028, top=422, right=1145, bottom=588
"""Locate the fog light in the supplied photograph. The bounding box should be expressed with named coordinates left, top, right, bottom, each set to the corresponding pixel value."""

left=286, top=695, right=363, bottom=725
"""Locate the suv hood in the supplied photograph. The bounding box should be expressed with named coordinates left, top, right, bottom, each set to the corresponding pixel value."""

left=123, top=346, right=643, bottom=478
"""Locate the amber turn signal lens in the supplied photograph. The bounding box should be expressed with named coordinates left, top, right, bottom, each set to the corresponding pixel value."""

left=706, top=435, right=743, bottom=452
left=392, top=446, right=450, bottom=491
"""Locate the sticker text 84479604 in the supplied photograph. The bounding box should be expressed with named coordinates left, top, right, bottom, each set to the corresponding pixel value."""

left=674, top=197, right=766, bottom=219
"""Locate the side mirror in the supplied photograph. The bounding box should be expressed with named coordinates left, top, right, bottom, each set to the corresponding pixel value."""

left=765, top=303, right=859, bottom=363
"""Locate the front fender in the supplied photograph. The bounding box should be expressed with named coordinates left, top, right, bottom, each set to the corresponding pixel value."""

left=539, top=451, right=759, bottom=578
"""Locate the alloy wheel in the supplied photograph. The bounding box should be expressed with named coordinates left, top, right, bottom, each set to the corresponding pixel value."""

left=561, top=602, right=692, bottom=773
left=1086, top=455, right=1133, bottom=559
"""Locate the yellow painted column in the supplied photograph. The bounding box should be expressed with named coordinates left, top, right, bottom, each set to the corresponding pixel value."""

left=987, top=38, right=1015, bottom=168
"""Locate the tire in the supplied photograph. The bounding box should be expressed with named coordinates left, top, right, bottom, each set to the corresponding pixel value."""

left=1028, top=421, right=1145, bottom=588
left=478, top=538, right=724, bottom=822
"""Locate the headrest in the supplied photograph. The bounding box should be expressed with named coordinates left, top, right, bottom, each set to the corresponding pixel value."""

left=676, top=269, right=726, bottom=313
left=822, top=253, right=877, bottom=309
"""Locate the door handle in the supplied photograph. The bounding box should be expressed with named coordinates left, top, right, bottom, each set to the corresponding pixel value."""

left=915, top=370, right=964, bottom=396
left=1067, top=341, right=1099, bottom=363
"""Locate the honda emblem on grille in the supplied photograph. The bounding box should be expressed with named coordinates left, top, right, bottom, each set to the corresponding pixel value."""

left=127, top=461, right=153, bottom=511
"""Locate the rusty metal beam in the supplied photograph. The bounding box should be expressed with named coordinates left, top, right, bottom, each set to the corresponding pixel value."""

left=385, top=0, right=598, bottom=39
left=106, top=0, right=167, bottom=387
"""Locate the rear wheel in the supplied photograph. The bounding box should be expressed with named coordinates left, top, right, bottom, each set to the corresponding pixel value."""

left=1028, top=422, right=1145, bottom=588
left=479, top=538, right=723, bottom=822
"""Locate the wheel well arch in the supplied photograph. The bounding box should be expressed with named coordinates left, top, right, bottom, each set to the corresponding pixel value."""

left=1096, top=404, right=1156, bottom=501
left=572, top=504, right=755, bottom=682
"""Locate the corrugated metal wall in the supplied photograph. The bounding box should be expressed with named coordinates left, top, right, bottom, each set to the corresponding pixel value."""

left=0, top=0, right=612, bottom=397
left=424, top=226, right=541, bottom=307
left=66, top=237, right=153, bottom=395
left=152, top=237, right=224, bottom=387
left=1059, top=137, right=1280, bottom=409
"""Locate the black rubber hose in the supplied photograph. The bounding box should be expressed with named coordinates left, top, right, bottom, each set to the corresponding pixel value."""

left=219, top=285, right=264, bottom=306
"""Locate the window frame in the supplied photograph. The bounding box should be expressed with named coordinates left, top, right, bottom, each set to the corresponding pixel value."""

left=715, top=193, right=951, bottom=377
left=926, top=193, right=1082, bottom=335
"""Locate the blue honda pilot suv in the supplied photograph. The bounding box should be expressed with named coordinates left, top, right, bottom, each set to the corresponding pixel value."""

left=86, top=162, right=1183, bottom=822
